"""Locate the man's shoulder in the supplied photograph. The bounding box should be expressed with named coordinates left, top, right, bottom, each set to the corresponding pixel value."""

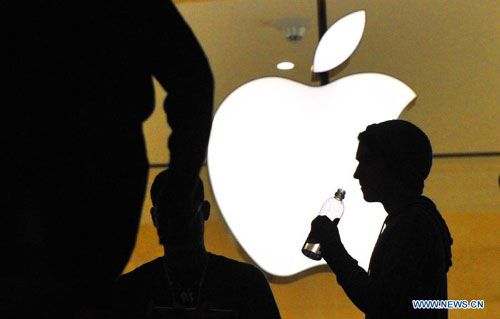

left=209, top=253, right=261, bottom=273
left=384, top=197, right=443, bottom=246
left=112, top=258, right=164, bottom=317
left=397, top=196, right=451, bottom=251
left=116, top=257, right=163, bottom=286
left=206, top=253, right=280, bottom=318
left=208, top=252, right=268, bottom=284
left=396, top=196, right=439, bottom=224
left=409, top=196, right=445, bottom=230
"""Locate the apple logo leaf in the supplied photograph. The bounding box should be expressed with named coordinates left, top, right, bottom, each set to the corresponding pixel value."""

left=313, top=10, right=366, bottom=73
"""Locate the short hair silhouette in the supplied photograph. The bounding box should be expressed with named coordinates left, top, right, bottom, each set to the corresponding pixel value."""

left=151, top=170, right=204, bottom=209
left=150, top=171, right=208, bottom=247
left=358, top=119, right=433, bottom=194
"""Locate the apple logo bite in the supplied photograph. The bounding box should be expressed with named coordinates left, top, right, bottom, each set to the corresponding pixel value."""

left=207, top=11, right=416, bottom=277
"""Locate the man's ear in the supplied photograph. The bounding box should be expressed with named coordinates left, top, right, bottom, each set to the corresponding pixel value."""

left=150, top=206, right=158, bottom=228
left=201, top=201, right=210, bottom=221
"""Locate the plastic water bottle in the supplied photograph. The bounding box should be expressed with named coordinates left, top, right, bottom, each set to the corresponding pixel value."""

left=302, top=188, right=346, bottom=260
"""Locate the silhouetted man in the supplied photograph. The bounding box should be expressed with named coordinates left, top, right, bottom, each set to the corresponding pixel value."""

left=4, top=1, right=213, bottom=318
left=112, top=171, right=281, bottom=319
left=310, top=120, right=453, bottom=319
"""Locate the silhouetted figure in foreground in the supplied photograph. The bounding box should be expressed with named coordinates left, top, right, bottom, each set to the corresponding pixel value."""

left=310, top=120, right=453, bottom=319
left=3, top=1, right=213, bottom=318
left=112, top=171, right=281, bottom=319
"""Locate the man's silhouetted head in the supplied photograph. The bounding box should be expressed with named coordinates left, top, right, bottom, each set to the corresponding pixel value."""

left=354, top=120, right=432, bottom=203
left=150, top=171, right=210, bottom=252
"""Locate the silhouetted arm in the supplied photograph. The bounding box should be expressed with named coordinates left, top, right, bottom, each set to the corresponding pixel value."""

left=147, top=0, right=214, bottom=187
left=321, top=211, right=437, bottom=317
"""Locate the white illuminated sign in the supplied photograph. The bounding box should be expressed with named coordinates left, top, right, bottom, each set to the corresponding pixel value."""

left=313, top=11, right=365, bottom=72
left=207, top=10, right=416, bottom=277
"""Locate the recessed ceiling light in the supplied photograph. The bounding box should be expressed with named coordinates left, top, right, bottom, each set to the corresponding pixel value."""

left=277, top=62, right=294, bottom=70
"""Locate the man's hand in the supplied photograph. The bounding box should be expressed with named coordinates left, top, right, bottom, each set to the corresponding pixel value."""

left=310, top=216, right=354, bottom=273
left=310, top=216, right=342, bottom=250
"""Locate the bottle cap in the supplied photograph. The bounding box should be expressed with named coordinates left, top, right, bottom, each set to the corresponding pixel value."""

left=334, top=188, right=346, bottom=200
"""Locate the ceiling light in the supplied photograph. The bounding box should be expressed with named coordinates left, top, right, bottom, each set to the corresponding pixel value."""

left=277, top=62, right=295, bottom=70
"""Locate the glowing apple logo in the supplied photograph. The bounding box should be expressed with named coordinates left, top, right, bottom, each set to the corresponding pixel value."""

left=208, top=11, right=416, bottom=277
